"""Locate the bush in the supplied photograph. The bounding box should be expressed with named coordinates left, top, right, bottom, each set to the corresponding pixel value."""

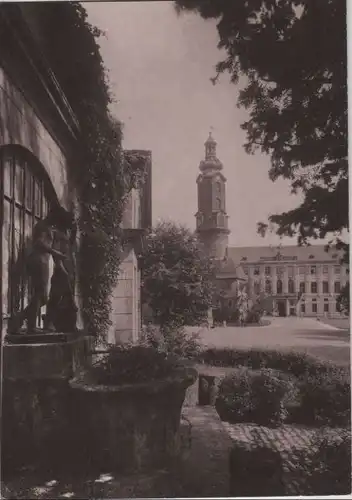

left=298, top=431, right=352, bottom=495
left=91, top=345, right=178, bottom=385
left=142, top=324, right=203, bottom=360
left=202, top=348, right=351, bottom=427
left=216, top=368, right=296, bottom=426
left=229, top=443, right=285, bottom=496
left=298, top=367, right=351, bottom=426
left=200, top=347, right=348, bottom=378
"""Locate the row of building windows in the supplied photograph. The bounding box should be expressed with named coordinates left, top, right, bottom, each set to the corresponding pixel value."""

left=243, top=265, right=343, bottom=276
left=252, top=279, right=341, bottom=295
left=301, top=299, right=337, bottom=314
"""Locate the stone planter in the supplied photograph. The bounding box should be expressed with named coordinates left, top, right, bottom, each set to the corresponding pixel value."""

left=69, top=363, right=197, bottom=472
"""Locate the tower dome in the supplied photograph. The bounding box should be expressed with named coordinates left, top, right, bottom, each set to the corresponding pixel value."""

left=199, top=131, right=223, bottom=172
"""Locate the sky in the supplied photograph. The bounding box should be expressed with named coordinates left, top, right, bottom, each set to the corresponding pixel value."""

left=86, top=1, right=305, bottom=248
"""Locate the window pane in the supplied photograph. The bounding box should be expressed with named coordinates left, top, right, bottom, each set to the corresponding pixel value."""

left=311, top=282, right=317, bottom=293
left=34, top=180, right=42, bottom=217
left=14, top=163, right=24, bottom=203
left=25, top=170, right=33, bottom=210
left=3, top=157, right=13, bottom=198
left=323, top=266, right=329, bottom=274
left=323, top=281, right=329, bottom=293
left=2, top=200, right=12, bottom=315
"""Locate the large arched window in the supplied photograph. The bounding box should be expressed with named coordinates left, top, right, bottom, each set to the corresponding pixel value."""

left=1, top=146, right=58, bottom=334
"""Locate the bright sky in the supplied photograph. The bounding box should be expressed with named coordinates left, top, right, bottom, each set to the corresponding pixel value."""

left=86, top=1, right=305, bottom=247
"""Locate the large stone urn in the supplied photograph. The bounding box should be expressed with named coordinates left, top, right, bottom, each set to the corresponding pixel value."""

left=69, top=363, right=197, bottom=472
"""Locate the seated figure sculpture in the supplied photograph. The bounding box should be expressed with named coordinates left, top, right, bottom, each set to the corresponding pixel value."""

left=8, top=205, right=77, bottom=335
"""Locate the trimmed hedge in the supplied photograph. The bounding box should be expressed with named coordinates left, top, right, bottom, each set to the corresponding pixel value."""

left=216, top=368, right=297, bottom=426
left=203, top=348, right=351, bottom=427
left=229, top=443, right=285, bottom=496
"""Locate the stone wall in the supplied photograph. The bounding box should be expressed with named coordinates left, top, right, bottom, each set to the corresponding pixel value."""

left=108, top=246, right=141, bottom=344
left=0, top=67, right=74, bottom=209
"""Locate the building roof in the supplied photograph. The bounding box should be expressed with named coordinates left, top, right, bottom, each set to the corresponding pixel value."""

left=227, top=244, right=343, bottom=264
left=215, top=256, right=247, bottom=281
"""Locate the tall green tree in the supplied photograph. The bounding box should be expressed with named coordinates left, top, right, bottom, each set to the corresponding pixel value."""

left=140, top=221, right=215, bottom=330
left=174, top=0, right=348, bottom=246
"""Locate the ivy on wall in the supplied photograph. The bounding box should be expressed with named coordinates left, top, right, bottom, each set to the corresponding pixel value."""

left=25, top=2, right=146, bottom=339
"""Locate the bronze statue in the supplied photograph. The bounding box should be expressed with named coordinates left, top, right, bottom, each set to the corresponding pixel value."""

left=44, top=211, right=78, bottom=333
left=8, top=206, right=77, bottom=335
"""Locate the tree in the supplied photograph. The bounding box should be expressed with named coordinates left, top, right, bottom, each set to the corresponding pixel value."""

left=140, top=221, right=215, bottom=330
left=174, top=0, right=348, bottom=246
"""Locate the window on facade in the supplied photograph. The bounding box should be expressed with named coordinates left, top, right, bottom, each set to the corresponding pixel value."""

left=323, top=281, right=329, bottom=293
left=301, top=302, right=305, bottom=313
left=311, top=282, right=317, bottom=294
left=312, top=302, right=318, bottom=313
left=277, top=279, right=283, bottom=294
left=323, top=266, right=329, bottom=274
left=288, top=279, right=295, bottom=294
left=215, top=197, right=221, bottom=211
left=277, top=266, right=284, bottom=276
left=288, top=266, right=294, bottom=277
left=310, top=266, right=317, bottom=275
left=1, top=149, right=53, bottom=329
left=334, top=265, right=341, bottom=275
left=265, top=266, right=271, bottom=276
left=299, top=266, right=306, bottom=275
left=253, top=266, right=260, bottom=276
left=265, top=279, right=272, bottom=294
left=254, top=281, right=260, bottom=295
left=324, top=301, right=329, bottom=313
left=299, top=282, right=305, bottom=294
left=334, top=281, right=341, bottom=293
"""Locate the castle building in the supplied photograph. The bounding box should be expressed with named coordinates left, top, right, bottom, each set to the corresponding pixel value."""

left=195, top=133, right=348, bottom=318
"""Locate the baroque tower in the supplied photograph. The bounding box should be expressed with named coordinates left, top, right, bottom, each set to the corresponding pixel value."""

left=196, top=132, right=230, bottom=260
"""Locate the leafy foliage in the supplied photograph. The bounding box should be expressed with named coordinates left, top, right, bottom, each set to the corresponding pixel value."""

left=174, top=0, right=348, bottom=247
left=304, top=431, right=351, bottom=495
left=297, top=367, right=351, bottom=426
left=91, top=345, right=178, bottom=385
left=201, top=347, right=351, bottom=427
left=216, top=368, right=296, bottom=426
left=140, top=221, right=215, bottom=330
left=17, top=2, right=146, bottom=337
left=142, top=324, right=203, bottom=360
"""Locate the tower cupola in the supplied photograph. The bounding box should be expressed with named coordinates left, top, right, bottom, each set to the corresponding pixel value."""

left=199, top=131, right=223, bottom=173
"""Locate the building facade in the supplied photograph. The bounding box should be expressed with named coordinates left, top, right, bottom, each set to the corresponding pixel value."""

left=108, top=150, right=152, bottom=344
left=0, top=4, right=82, bottom=338
left=195, top=134, right=348, bottom=318
left=0, top=4, right=152, bottom=341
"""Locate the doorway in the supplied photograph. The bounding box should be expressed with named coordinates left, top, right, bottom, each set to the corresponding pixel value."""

left=277, top=300, right=286, bottom=317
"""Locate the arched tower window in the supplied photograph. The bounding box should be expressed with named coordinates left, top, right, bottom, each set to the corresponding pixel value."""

left=277, top=279, right=283, bottom=294
left=1, top=147, right=58, bottom=334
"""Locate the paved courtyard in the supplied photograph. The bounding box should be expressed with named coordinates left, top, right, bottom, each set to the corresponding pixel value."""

left=192, top=317, right=350, bottom=366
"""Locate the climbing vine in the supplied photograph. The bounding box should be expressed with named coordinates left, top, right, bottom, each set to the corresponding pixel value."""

left=23, top=2, right=146, bottom=338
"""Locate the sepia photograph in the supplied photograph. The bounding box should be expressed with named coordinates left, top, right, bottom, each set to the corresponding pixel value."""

left=0, top=0, right=350, bottom=498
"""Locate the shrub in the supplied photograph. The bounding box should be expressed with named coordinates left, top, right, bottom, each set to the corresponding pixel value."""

left=200, top=347, right=348, bottom=379
left=91, top=345, right=178, bottom=385
left=142, top=324, right=203, bottom=360
left=216, top=368, right=296, bottom=426
left=296, top=430, right=352, bottom=495
left=298, top=367, right=351, bottom=426
left=229, top=443, right=285, bottom=496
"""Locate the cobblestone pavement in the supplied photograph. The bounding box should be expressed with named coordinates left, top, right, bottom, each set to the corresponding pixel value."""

left=222, top=420, right=350, bottom=495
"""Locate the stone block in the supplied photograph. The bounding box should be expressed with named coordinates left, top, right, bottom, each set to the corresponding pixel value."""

left=3, top=333, right=92, bottom=379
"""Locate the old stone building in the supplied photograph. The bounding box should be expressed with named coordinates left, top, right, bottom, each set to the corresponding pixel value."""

left=195, top=134, right=348, bottom=318
left=0, top=4, right=151, bottom=340
left=108, top=150, right=152, bottom=344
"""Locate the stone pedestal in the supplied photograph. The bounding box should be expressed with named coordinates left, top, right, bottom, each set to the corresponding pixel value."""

left=2, top=332, right=93, bottom=473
